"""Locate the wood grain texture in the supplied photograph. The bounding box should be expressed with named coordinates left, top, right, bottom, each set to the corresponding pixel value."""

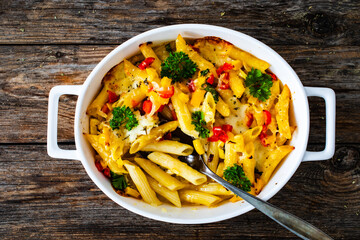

left=0, top=144, right=359, bottom=240
left=0, top=0, right=359, bottom=46
left=0, top=45, right=359, bottom=143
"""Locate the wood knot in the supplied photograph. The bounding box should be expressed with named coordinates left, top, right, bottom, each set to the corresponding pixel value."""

left=306, top=13, right=335, bottom=36
left=331, top=147, right=359, bottom=171
left=55, top=51, right=64, bottom=58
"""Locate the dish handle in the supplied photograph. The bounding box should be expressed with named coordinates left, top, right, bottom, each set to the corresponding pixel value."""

left=47, top=85, right=83, bottom=160
left=303, top=87, right=336, bottom=161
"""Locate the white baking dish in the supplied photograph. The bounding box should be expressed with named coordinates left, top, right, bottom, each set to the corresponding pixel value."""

left=47, top=24, right=336, bottom=224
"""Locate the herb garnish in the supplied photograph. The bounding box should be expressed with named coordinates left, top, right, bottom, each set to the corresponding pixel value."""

left=110, top=106, right=139, bottom=131
left=165, top=43, right=172, bottom=53
left=202, top=83, right=219, bottom=103
left=161, top=51, right=197, bottom=83
left=200, top=69, right=210, bottom=76
left=245, top=68, right=273, bottom=102
left=223, top=164, right=251, bottom=192
left=110, top=171, right=128, bottom=190
left=191, top=111, right=210, bottom=138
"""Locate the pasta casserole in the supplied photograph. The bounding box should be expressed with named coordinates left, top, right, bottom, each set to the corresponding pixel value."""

left=85, top=34, right=295, bottom=207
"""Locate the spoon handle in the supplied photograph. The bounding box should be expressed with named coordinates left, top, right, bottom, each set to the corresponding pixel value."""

left=203, top=169, right=332, bottom=240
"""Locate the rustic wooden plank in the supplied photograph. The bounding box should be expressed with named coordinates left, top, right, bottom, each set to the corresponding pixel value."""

left=0, top=144, right=358, bottom=239
left=0, top=45, right=359, bottom=143
left=0, top=0, right=359, bottom=46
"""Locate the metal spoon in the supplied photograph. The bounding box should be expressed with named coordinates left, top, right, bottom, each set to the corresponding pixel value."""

left=175, top=130, right=332, bottom=240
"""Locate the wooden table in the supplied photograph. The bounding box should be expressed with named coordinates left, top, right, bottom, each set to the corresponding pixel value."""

left=1, top=1, right=359, bottom=239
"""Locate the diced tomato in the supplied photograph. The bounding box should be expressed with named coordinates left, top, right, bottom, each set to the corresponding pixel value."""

left=103, top=168, right=111, bottom=178
left=158, top=86, right=174, bottom=98
left=95, top=161, right=103, bottom=172
left=218, top=72, right=230, bottom=89
left=142, top=100, right=152, bottom=114
left=206, top=74, right=215, bottom=85
left=269, top=73, right=277, bottom=81
left=107, top=90, right=119, bottom=103
left=138, top=57, right=155, bottom=70
left=207, top=135, right=219, bottom=142
left=157, top=105, right=165, bottom=113
left=246, top=112, right=254, bottom=128
left=216, top=63, right=234, bottom=76
left=263, top=110, right=272, bottom=126
left=187, top=80, right=196, bottom=92
left=222, top=124, right=233, bottom=132
left=171, top=109, right=177, bottom=120
left=101, top=104, right=110, bottom=114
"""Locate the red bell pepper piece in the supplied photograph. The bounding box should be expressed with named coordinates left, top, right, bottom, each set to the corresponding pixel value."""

left=101, top=104, right=110, bottom=114
left=103, top=168, right=111, bottom=178
left=259, top=125, right=269, bottom=147
left=208, top=126, right=229, bottom=143
left=207, top=135, right=219, bottom=142
left=95, top=161, right=103, bottom=172
left=138, top=57, right=155, bottom=70
left=263, top=110, right=272, bottom=126
left=158, top=86, right=174, bottom=98
left=218, top=72, right=230, bottom=89
left=218, top=132, right=229, bottom=142
left=107, top=90, right=119, bottom=103
left=246, top=112, right=254, bottom=128
left=213, top=126, right=223, bottom=135
left=269, top=73, right=277, bottom=81
left=222, top=124, right=233, bottom=132
left=216, top=62, right=234, bottom=76
left=206, top=74, right=215, bottom=85
left=187, top=80, right=196, bottom=92
left=142, top=100, right=152, bottom=114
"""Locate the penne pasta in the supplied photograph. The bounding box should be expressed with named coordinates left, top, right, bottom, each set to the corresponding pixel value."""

left=207, top=141, right=220, bottom=173
left=139, top=43, right=162, bottom=74
left=216, top=97, right=231, bottom=117
left=147, top=175, right=182, bottom=208
left=123, top=161, right=162, bottom=206
left=224, top=142, right=238, bottom=170
left=276, top=85, right=292, bottom=139
left=176, top=34, right=216, bottom=76
left=196, top=182, right=233, bottom=196
left=216, top=162, right=225, bottom=177
left=129, top=121, right=178, bottom=154
left=171, top=86, right=198, bottom=138
left=179, top=190, right=222, bottom=207
left=141, top=140, right=193, bottom=156
left=229, top=70, right=245, bottom=98
left=134, top=157, right=185, bottom=191
left=228, top=46, right=270, bottom=72
left=202, top=92, right=216, bottom=124
left=148, top=152, right=207, bottom=185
